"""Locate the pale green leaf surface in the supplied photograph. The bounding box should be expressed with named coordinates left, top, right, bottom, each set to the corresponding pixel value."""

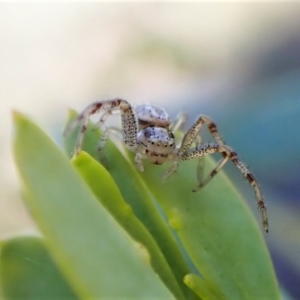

left=183, top=274, right=218, bottom=300
left=63, top=109, right=279, bottom=299
left=0, top=236, right=78, bottom=300
left=71, top=151, right=185, bottom=300
left=63, top=110, right=197, bottom=300
left=133, top=153, right=280, bottom=300
left=12, top=112, right=174, bottom=299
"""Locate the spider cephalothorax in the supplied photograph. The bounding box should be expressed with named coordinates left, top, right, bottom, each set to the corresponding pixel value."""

left=135, top=104, right=176, bottom=167
left=65, top=98, right=268, bottom=232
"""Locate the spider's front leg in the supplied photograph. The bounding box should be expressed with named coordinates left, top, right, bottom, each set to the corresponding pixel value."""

left=182, top=143, right=269, bottom=232
left=163, top=114, right=218, bottom=180
left=162, top=113, right=188, bottom=179
left=162, top=156, right=180, bottom=179
left=134, top=152, right=145, bottom=173
left=179, top=114, right=225, bottom=154
left=64, top=98, right=138, bottom=156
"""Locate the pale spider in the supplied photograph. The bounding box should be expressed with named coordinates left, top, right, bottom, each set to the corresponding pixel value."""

left=65, top=98, right=268, bottom=232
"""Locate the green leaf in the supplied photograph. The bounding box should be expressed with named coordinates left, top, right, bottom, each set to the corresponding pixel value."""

left=12, top=111, right=174, bottom=299
left=63, top=109, right=280, bottom=300
left=0, top=236, right=78, bottom=300
left=63, top=109, right=197, bottom=300
left=133, top=149, right=280, bottom=300
left=71, top=151, right=185, bottom=300
left=183, top=274, right=218, bottom=300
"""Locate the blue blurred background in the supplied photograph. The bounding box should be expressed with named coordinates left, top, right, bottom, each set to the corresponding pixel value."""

left=1, top=3, right=299, bottom=299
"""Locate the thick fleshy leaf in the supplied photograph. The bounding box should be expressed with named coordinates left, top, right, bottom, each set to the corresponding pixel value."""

left=63, top=108, right=280, bottom=300
left=0, top=236, right=78, bottom=300
left=71, top=151, right=185, bottom=300
left=12, top=112, right=174, bottom=299
left=132, top=148, right=280, bottom=300
left=63, top=109, right=197, bottom=300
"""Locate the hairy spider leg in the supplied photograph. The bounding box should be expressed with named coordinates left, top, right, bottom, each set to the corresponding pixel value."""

left=163, top=115, right=224, bottom=179
left=97, top=127, right=123, bottom=152
left=169, top=111, right=205, bottom=182
left=92, top=109, right=119, bottom=130
left=182, top=143, right=268, bottom=232
left=180, top=115, right=228, bottom=187
left=65, top=98, right=138, bottom=155
left=90, top=108, right=129, bottom=153
left=179, top=114, right=225, bottom=154
left=170, top=112, right=188, bottom=132
left=135, top=152, right=144, bottom=172
left=195, top=134, right=205, bottom=184
left=161, top=112, right=188, bottom=179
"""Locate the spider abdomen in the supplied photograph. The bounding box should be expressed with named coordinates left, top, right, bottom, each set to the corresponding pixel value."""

left=136, top=104, right=171, bottom=129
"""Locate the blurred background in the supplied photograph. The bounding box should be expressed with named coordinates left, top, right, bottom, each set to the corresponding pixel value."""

left=0, top=3, right=300, bottom=299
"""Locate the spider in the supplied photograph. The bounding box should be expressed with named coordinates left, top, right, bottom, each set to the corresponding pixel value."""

left=65, top=98, right=268, bottom=232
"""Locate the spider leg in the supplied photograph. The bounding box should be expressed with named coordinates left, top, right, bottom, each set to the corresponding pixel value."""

left=97, top=127, right=123, bottom=152
left=180, top=115, right=230, bottom=190
left=182, top=143, right=268, bottom=232
left=96, top=127, right=123, bottom=167
left=195, top=134, right=205, bottom=184
left=92, top=109, right=120, bottom=130
left=64, top=98, right=138, bottom=155
left=226, top=148, right=268, bottom=232
left=163, top=114, right=205, bottom=180
left=162, top=113, right=187, bottom=179
left=92, top=110, right=112, bottom=130
left=74, top=117, right=89, bottom=155
left=163, top=142, right=216, bottom=179
left=170, top=112, right=188, bottom=132
left=169, top=114, right=223, bottom=184
left=135, top=152, right=144, bottom=172
left=179, top=115, right=225, bottom=156
left=162, top=159, right=179, bottom=179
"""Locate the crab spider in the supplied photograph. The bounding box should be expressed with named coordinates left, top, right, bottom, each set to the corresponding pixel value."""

left=64, top=98, right=268, bottom=232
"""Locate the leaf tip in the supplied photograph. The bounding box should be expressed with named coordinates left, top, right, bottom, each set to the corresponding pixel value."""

left=183, top=274, right=202, bottom=290
left=66, top=108, right=78, bottom=120
left=70, top=151, right=89, bottom=163
left=12, top=110, right=25, bottom=124
left=11, top=110, right=32, bottom=142
left=183, top=273, right=191, bottom=283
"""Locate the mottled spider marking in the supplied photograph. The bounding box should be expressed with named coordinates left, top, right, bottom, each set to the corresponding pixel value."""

left=228, top=151, right=268, bottom=232
left=120, top=102, right=137, bottom=150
